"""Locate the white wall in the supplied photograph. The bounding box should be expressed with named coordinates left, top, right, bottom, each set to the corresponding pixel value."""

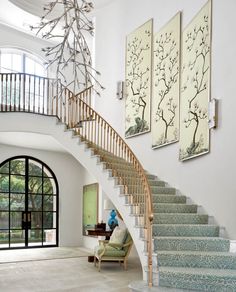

left=0, top=22, right=49, bottom=69
left=0, top=143, right=85, bottom=246
left=94, top=0, right=236, bottom=239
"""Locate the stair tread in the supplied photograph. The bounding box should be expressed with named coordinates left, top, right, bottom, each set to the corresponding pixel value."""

left=155, top=213, right=206, bottom=215
left=160, top=266, right=236, bottom=277
left=154, top=236, right=228, bottom=240
left=153, top=224, right=218, bottom=227
left=152, top=195, right=186, bottom=197
left=152, top=194, right=180, bottom=197
left=153, top=203, right=196, bottom=205
left=153, top=213, right=208, bottom=224
left=157, top=250, right=236, bottom=256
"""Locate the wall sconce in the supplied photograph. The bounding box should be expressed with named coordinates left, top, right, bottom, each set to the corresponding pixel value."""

left=104, top=199, right=118, bottom=231
left=116, top=81, right=125, bottom=100
left=208, top=98, right=218, bottom=129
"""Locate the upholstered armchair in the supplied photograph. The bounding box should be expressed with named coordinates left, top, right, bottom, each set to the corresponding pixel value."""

left=94, top=227, right=133, bottom=272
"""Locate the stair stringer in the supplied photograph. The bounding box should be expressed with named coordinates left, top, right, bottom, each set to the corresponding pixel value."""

left=0, top=112, right=148, bottom=278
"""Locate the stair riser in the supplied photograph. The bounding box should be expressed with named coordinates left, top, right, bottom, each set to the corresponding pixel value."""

left=114, top=177, right=142, bottom=185
left=153, top=214, right=208, bottom=224
left=146, top=174, right=157, bottom=180
left=107, top=169, right=142, bottom=180
left=152, top=195, right=186, bottom=204
left=154, top=238, right=230, bottom=252
left=158, top=253, right=236, bottom=270
left=159, top=272, right=236, bottom=291
left=130, top=205, right=145, bottom=215
left=100, top=158, right=127, bottom=165
left=104, top=163, right=136, bottom=173
left=107, top=168, right=140, bottom=176
left=154, top=204, right=197, bottom=213
left=152, top=225, right=219, bottom=237
left=151, top=187, right=176, bottom=194
left=148, top=180, right=165, bottom=187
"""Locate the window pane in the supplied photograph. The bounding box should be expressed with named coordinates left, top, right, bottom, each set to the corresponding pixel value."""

left=0, top=162, right=9, bottom=174
left=43, top=212, right=56, bottom=229
left=12, top=54, right=22, bottom=72
left=25, top=57, right=35, bottom=75
left=29, top=160, right=42, bottom=176
left=10, top=193, right=25, bottom=211
left=10, top=159, right=25, bottom=175
left=0, top=230, right=9, bottom=247
left=28, top=194, right=42, bottom=211
left=28, top=229, right=42, bottom=246
left=0, top=174, right=9, bottom=192
left=10, top=212, right=22, bottom=229
left=0, top=211, right=9, bottom=229
left=28, top=176, right=42, bottom=194
left=0, top=193, right=9, bottom=211
left=10, top=230, right=25, bottom=247
left=31, top=212, right=42, bottom=228
left=43, top=195, right=56, bottom=211
left=43, top=167, right=53, bottom=178
left=35, top=62, right=46, bottom=77
left=43, top=178, right=56, bottom=195
left=1, top=53, right=12, bottom=72
left=10, top=175, right=25, bottom=193
left=43, top=229, right=56, bottom=245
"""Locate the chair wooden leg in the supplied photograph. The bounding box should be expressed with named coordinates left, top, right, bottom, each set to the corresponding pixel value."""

left=124, top=259, right=127, bottom=270
left=98, top=260, right=101, bottom=272
left=94, top=256, right=96, bottom=267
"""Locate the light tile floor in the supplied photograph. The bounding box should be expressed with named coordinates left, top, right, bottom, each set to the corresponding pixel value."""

left=0, top=247, right=142, bottom=292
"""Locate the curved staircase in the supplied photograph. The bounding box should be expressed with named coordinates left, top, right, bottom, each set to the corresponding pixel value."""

left=1, top=72, right=236, bottom=291
left=133, top=174, right=236, bottom=291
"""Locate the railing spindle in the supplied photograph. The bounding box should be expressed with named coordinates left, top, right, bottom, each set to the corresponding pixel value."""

left=13, top=74, right=16, bottom=111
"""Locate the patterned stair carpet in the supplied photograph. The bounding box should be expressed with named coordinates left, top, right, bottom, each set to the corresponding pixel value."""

left=92, top=150, right=236, bottom=291
left=146, top=174, right=236, bottom=291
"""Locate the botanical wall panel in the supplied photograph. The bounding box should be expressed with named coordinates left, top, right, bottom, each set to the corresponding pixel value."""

left=152, top=13, right=180, bottom=149
left=180, top=0, right=211, bottom=161
left=125, top=19, right=153, bottom=138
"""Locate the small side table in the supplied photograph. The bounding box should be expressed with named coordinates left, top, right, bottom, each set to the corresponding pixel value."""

left=87, top=229, right=112, bottom=240
left=87, top=229, right=113, bottom=263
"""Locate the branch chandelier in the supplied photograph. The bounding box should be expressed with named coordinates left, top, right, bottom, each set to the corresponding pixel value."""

left=30, top=0, right=104, bottom=95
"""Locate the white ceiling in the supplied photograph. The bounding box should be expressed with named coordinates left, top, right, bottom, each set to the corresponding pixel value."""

left=0, top=0, right=116, bottom=35
left=0, top=132, right=67, bottom=153
left=8, top=0, right=116, bottom=18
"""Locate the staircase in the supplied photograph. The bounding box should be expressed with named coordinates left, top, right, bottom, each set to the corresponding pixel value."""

left=132, top=173, right=236, bottom=291
left=1, top=73, right=236, bottom=291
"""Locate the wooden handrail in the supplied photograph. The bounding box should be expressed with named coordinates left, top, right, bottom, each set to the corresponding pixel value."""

left=0, top=72, right=153, bottom=286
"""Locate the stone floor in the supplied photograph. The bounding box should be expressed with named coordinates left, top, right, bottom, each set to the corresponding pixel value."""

left=0, top=247, right=143, bottom=292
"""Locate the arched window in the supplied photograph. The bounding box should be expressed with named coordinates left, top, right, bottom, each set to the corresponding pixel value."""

left=0, top=48, right=47, bottom=76
left=0, top=48, right=50, bottom=113
left=0, top=156, right=58, bottom=249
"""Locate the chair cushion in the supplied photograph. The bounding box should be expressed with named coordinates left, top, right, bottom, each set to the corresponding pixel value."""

left=108, top=227, right=127, bottom=249
left=94, top=244, right=126, bottom=257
